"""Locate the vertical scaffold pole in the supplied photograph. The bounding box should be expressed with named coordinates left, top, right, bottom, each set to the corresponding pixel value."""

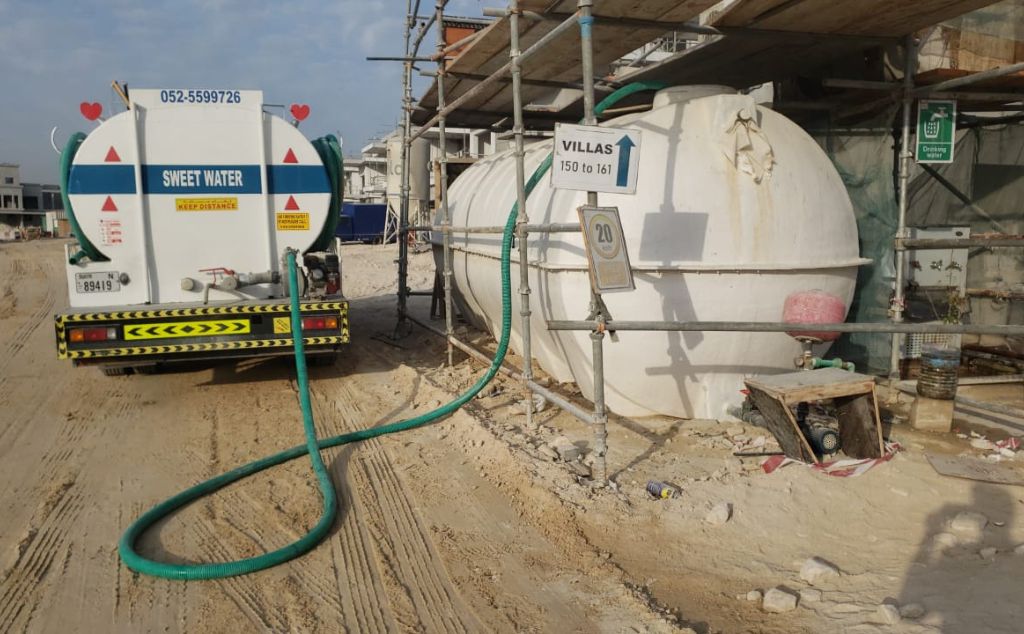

left=509, top=0, right=536, bottom=428
left=436, top=0, right=454, bottom=366
left=395, top=0, right=416, bottom=334
left=578, top=0, right=608, bottom=485
left=890, top=34, right=916, bottom=380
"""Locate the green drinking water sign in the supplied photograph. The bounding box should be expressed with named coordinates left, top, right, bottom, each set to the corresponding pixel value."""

left=916, top=100, right=957, bottom=164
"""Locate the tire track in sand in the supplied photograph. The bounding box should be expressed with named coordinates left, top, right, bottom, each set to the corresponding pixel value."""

left=0, top=252, right=57, bottom=383
left=0, top=478, right=84, bottom=633
left=312, top=375, right=482, bottom=633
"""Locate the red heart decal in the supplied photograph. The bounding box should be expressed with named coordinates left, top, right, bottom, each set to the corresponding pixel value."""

left=290, top=104, right=310, bottom=121
left=80, top=102, right=103, bottom=121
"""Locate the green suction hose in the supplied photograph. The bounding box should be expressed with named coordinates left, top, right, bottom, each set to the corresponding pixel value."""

left=119, top=82, right=667, bottom=580
left=60, top=132, right=109, bottom=264
left=309, top=134, right=344, bottom=253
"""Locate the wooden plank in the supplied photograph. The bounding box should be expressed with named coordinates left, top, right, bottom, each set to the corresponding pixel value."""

left=926, top=453, right=1024, bottom=486
left=744, top=368, right=876, bottom=406
left=833, top=391, right=884, bottom=459
left=716, top=0, right=1003, bottom=36
left=745, top=387, right=818, bottom=462
left=413, top=0, right=716, bottom=125
left=520, top=0, right=718, bottom=20
left=915, top=67, right=1024, bottom=90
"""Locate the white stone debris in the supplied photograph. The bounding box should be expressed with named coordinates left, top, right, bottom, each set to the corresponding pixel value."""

left=899, top=603, right=926, bottom=620
left=932, top=532, right=960, bottom=549
left=704, top=501, right=733, bottom=526
left=970, top=438, right=995, bottom=450
left=745, top=590, right=763, bottom=602
left=1014, top=543, right=1024, bottom=556
left=980, top=547, right=998, bottom=559
left=799, top=557, right=840, bottom=585
left=537, top=445, right=559, bottom=461
left=876, top=603, right=901, bottom=625
left=799, top=588, right=823, bottom=603
left=950, top=511, right=989, bottom=539
left=547, top=435, right=580, bottom=461
left=762, top=587, right=799, bottom=613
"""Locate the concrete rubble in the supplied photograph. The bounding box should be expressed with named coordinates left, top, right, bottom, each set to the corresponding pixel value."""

left=799, top=557, right=840, bottom=585
left=762, top=587, right=799, bottom=613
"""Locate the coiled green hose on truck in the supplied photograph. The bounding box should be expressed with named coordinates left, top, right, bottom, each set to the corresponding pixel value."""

left=119, top=82, right=666, bottom=580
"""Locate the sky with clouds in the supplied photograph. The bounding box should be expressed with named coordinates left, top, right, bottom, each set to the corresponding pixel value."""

left=0, top=0, right=484, bottom=182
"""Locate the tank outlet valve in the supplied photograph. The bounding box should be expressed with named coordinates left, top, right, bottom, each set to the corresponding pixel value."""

left=237, top=271, right=280, bottom=286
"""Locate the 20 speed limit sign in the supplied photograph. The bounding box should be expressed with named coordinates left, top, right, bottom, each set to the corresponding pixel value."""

left=577, top=206, right=634, bottom=293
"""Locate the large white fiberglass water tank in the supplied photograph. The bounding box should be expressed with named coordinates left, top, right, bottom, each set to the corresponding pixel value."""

left=437, top=86, right=868, bottom=419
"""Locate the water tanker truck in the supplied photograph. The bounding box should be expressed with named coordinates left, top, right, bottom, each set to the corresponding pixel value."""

left=54, top=88, right=347, bottom=374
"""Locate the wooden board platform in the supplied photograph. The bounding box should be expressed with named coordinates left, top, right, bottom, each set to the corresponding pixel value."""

left=413, top=0, right=715, bottom=126
left=745, top=369, right=885, bottom=463
left=413, top=1, right=1007, bottom=128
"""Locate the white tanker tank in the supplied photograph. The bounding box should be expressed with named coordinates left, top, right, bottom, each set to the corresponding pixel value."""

left=437, top=86, right=868, bottom=419
left=55, top=88, right=349, bottom=370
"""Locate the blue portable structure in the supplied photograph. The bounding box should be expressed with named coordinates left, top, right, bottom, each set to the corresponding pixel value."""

left=338, top=202, right=390, bottom=243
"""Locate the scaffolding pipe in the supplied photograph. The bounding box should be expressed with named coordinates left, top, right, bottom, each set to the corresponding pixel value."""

left=431, top=27, right=486, bottom=60
left=966, top=288, right=1024, bottom=301
left=914, top=60, right=1024, bottom=95
left=409, top=9, right=581, bottom=141
left=577, top=0, right=608, bottom=485
left=508, top=0, right=536, bottom=429
left=898, top=235, right=1024, bottom=249
left=434, top=0, right=455, bottom=367
left=405, top=313, right=597, bottom=425
left=545, top=320, right=1024, bottom=336
left=395, top=0, right=417, bottom=333
left=433, top=70, right=617, bottom=92
left=890, top=35, right=916, bottom=380
left=409, top=222, right=581, bottom=233
left=918, top=164, right=1010, bottom=234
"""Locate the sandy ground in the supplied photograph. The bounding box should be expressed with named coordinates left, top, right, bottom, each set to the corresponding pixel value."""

left=1, top=239, right=1022, bottom=634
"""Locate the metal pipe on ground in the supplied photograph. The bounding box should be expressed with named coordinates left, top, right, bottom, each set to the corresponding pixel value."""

left=404, top=313, right=597, bottom=425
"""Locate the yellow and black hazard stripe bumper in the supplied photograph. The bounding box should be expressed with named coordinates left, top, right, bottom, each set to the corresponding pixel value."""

left=55, top=301, right=349, bottom=361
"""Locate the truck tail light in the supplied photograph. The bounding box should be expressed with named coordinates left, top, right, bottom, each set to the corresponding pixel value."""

left=69, top=326, right=118, bottom=343
left=300, top=316, right=339, bottom=331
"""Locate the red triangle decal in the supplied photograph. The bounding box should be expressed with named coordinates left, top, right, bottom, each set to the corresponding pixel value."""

left=283, top=149, right=298, bottom=164
left=101, top=196, right=118, bottom=212
left=284, top=195, right=300, bottom=211
left=104, top=146, right=121, bottom=162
